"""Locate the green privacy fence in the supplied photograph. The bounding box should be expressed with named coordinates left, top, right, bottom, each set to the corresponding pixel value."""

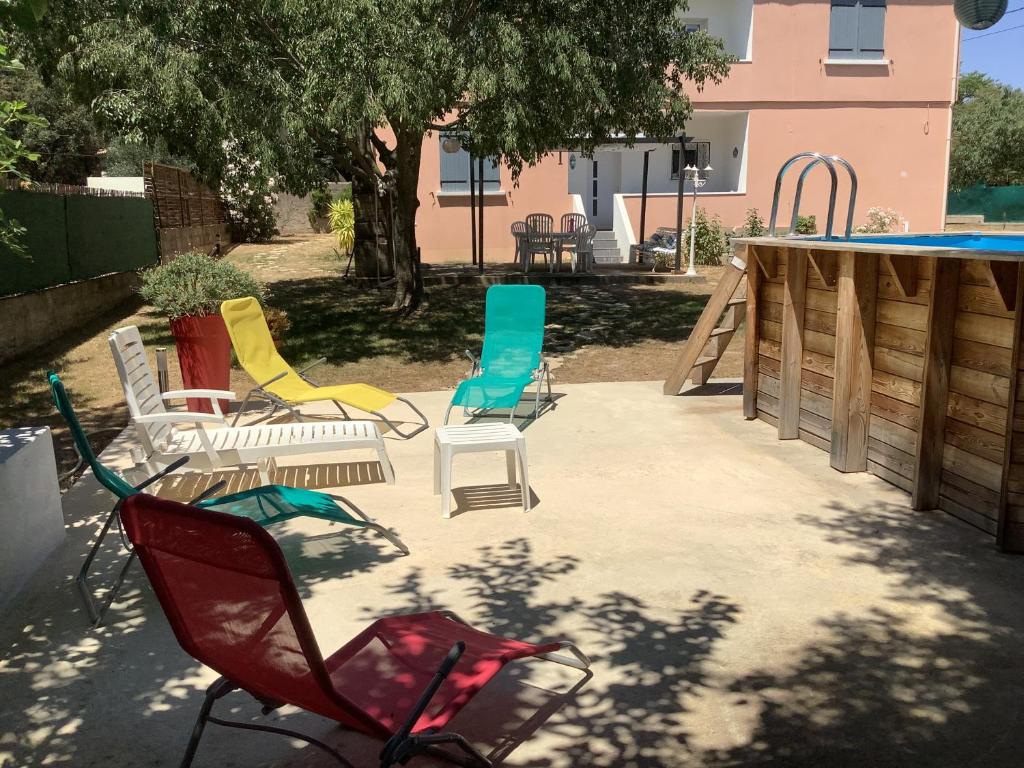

left=947, top=185, right=1024, bottom=223
left=0, top=185, right=159, bottom=297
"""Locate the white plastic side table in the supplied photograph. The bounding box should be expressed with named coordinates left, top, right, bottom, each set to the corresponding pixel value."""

left=433, top=423, right=530, bottom=518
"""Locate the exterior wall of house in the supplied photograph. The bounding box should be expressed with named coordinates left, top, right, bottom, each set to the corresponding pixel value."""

left=413, top=0, right=959, bottom=261
left=622, top=102, right=952, bottom=239
left=416, top=139, right=576, bottom=263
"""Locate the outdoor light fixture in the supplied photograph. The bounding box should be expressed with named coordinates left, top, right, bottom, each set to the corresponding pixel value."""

left=683, top=164, right=713, bottom=278
left=441, top=135, right=462, bottom=154
left=569, top=153, right=577, bottom=170
left=954, top=0, right=1007, bottom=30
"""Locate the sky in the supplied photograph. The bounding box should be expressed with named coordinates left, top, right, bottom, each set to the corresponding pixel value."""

left=959, top=4, right=1024, bottom=88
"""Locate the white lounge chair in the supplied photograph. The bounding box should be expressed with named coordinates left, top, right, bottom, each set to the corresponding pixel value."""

left=109, top=326, right=395, bottom=485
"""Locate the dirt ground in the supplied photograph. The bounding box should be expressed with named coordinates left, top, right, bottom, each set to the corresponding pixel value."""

left=1, top=234, right=740, bottom=477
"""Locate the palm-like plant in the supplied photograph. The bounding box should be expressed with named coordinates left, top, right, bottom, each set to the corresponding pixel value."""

left=328, top=199, right=355, bottom=255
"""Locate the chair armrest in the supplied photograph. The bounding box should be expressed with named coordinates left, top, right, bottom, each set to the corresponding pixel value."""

left=162, top=389, right=236, bottom=402
left=296, top=356, right=327, bottom=375
left=296, top=357, right=327, bottom=385
left=379, top=642, right=466, bottom=766
left=255, top=370, right=289, bottom=389
left=463, top=350, right=480, bottom=377
left=134, top=412, right=227, bottom=425
left=189, top=480, right=227, bottom=504
left=132, top=456, right=191, bottom=491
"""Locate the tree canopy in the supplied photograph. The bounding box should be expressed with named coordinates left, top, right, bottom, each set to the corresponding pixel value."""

left=0, top=62, right=104, bottom=183
left=950, top=71, right=1024, bottom=191
left=20, top=0, right=732, bottom=308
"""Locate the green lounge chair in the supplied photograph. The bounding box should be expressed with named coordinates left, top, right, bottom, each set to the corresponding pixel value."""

left=444, top=285, right=553, bottom=424
left=48, top=372, right=408, bottom=627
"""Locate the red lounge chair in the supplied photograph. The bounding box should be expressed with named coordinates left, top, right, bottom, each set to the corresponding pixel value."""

left=119, top=494, right=590, bottom=767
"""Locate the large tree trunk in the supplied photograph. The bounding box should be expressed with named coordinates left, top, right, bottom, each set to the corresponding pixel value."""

left=351, top=174, right=393, bottom=280
left=390, top=131, right=423, bottom=312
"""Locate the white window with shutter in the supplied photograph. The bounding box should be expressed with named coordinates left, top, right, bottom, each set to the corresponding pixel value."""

left=828, top=0, right=886, bottom=61
left=439, top=135, right=500, bottom=193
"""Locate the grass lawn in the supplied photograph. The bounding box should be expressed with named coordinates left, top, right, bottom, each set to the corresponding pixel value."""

left=1, top=234, right=739, bottom=478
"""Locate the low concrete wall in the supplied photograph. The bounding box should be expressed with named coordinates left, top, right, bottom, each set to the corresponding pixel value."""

left=0, top=271, right=140, bottom=364
left=0, top=427, right=64, bottom=610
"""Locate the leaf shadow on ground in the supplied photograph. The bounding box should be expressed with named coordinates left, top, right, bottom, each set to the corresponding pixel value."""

left=0, top=522, right=740, bottom=768
left=694, top=499, right=1024, bottom=768
left=268, top=278, right=710, bottom=368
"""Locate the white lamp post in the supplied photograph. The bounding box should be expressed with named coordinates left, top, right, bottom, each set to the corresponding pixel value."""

left=683, top=163, right=713, bottom=277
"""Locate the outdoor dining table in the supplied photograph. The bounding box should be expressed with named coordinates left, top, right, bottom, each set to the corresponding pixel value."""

left=520, top=231, right=589, bottom=273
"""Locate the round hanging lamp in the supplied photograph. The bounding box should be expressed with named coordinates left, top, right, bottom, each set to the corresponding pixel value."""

left=954, top=0, right=1007, bottom=30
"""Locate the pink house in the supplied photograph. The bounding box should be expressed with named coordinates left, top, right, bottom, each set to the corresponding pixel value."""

left=415, top=0, right=960, bottom=263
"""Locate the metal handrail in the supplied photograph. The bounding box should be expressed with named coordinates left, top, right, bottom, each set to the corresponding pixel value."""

left=829, top=154, right=859, bottom=239
left=790, top=156, right=838, bottom=239
left=768, top=151, right=859, bottom=240
left=769, top=152, right=827, bottom=237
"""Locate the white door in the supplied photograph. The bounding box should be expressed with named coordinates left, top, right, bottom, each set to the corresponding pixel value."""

left=590, top=152, right=622, bottom=229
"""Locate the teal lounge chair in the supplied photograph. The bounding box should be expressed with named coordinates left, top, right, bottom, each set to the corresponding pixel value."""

left=48, top=372, right=408, bottom=627
left=444, top=285, right=553, bottom=424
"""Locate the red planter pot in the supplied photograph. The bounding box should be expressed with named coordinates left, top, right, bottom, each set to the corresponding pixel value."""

left=170, top=314, right=232, bottom=414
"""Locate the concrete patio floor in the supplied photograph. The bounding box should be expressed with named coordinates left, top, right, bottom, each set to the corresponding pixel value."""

left=2, top=381, right=1024, bottom=767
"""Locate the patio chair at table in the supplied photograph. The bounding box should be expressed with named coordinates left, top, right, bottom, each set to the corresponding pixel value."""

left=48, top=373, right=407, bottom=627
left=524, top=213, right=556, bottom=271
left=569, top=223, right=597, bottom=273
left=119, top=493, right=589, bottom=768
left=109, top=325, right=397, bottom=484
left=220, top=297, right=428, bottom=438
left=510, top=220, right=528, bottom=265
left=559, top=213, right=587, bottom=234
left=445, top=285, right=553, bottom=424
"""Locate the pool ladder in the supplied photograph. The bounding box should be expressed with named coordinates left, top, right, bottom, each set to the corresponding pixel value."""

left=768, top=152, right=858, bottom=240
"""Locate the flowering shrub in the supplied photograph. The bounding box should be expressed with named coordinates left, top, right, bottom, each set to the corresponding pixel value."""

left=856, top=207, right=904, bottom=234
left=652, top=210, right=729, bottom=269
left=742, top=208, right=766, bottom=237
left=220, top=139, right=279, bottom=242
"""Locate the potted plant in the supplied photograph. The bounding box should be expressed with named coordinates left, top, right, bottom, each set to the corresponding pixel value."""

left=264, top=307, right=291, bottom=348
left=139, top=252, right=265, bottom=413
left=307, top=188, right=333, bottom=233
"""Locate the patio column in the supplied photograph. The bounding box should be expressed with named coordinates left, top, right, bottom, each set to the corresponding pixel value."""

left=478, top=156, right=485, bottom=274
left=639, top=149, right=654, bottom=246
left=674, top=136, right=686, bottom=273
left=469, top=156, right=478, bottom=265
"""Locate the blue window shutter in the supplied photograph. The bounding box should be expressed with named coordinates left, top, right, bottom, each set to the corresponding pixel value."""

left=439, top=135, right=469, bottom=192
left=829, top=0, right=859, bottom=57
left=857, top=0, right=886, bottom=58
left=482, top=157, right=500, bottom=190
left=830, top=0, right=886, bottom=60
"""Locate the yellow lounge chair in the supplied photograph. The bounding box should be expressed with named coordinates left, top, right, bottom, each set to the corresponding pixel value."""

left=221, top=297, right=428, bottom=438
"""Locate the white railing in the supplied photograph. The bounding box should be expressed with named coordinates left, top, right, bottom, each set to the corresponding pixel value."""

left=570, top=193, right=586, bottom=217
left=611, top=194, right=636, bottom=264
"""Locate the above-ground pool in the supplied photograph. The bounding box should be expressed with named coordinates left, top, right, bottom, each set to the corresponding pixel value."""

left=826, top=233, right=1024, bottom=254
left=731, top=231, right=1024, bottom=553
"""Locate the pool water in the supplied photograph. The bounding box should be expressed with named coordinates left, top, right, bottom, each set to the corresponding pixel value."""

left=826, top=234, right=1024, bottom=253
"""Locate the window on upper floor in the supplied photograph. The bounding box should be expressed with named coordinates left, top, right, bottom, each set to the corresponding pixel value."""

left=681, top=18, right=708, bottom=35
left=671, top=141, right=711, bottom=180
left=439, top=134, right=500, bottom=193
left=829, top=0, right=886, bottom=60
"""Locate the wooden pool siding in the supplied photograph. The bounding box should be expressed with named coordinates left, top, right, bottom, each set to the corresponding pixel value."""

left=740, top=240, right=1024, bottom=552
